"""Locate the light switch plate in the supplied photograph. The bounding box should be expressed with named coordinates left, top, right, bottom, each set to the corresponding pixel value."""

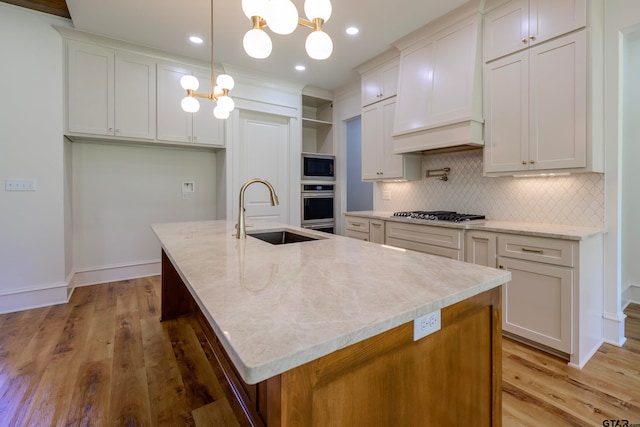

left=414, top=309, right=441, bottom=341
left=5, top=179, right=36, bottom=191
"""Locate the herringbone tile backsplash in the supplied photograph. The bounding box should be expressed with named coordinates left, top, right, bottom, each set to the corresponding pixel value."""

left=374, top=149, right=604, bottom=227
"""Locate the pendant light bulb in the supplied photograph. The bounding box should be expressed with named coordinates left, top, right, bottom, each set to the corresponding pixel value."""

left=265, top=0, right=299, bottom=35
left=216, top=74, right=235, bottom=91
left=304, top=0, right=332, bottom=22
left=217, top=95, right=235, bottom=112
left=305, top=30, right=333, bottom=60
left=180, top=75, right=199, bottom=91
left=181, top=96, right=200, bottom=113
left=242, top=0, right=268, bottom=20
left=243, top=28, right=273, bottom=59
left=214, top=105, right=230, bottom=119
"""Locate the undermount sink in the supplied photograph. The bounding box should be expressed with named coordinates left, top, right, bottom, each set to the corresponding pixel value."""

left=247, top=230, right=319, bottom=245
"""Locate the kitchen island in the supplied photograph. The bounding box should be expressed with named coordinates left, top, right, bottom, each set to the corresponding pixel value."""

left=152, top=220, right=511, bottom=426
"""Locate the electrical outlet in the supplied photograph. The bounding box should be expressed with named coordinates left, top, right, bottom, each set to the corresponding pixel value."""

left=413, top=309, right=441, bottom=341
left=5, top=179, right=36, bottom=191
left=182, top=182, right=195, bottom=193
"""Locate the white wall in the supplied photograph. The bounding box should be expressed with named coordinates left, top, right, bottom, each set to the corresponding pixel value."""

left=622, top=31, right=640, bottom=304
left=604, top=0, right=640, bottom=345
left=70, top=142, right=218, bottom=285
left=0, top=5, right=72, bottom=312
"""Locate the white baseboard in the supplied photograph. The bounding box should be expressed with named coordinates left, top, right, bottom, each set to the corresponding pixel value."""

left=603, top=311, right=627, bottom=347
left=0, top=260, right=160, bottom=314
left=623, top=283, right=640, bottom=308
left=70, top=260, right=161, bottom=289
left=0, top=281, right=68, bottom=315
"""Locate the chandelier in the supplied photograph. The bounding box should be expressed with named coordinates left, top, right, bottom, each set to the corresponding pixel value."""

left=241, top=0, right=333, bottom=60
left=180, top=0, right=235, bottom=119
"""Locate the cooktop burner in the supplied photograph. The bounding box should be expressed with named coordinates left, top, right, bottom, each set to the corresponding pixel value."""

left=392, top=211, right=486, bottom=223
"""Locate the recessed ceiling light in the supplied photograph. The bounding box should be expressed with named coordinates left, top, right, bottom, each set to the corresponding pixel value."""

left=189, top=36, right=204, bottom=44
left=346, top=27, right=359, bottom=36
left=295, top=65, right=306, bottom=71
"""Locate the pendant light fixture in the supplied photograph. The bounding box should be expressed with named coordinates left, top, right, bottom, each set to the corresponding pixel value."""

left=241, top=0, right=333, bottom=60
left=180, top=0, right=235, bottom=119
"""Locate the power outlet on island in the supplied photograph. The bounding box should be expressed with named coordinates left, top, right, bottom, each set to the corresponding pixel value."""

left=413, top=309, right=441, bottom=341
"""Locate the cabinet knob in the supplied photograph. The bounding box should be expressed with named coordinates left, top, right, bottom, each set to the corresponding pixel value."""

left=530, top=160, right=535, bottom=164
left=529, top=35, right=536, bottom=41
left=116, top=128, right=121, bottom=133
left=522, top=161, right=527, bottom=165
left=521, top=38, right=528, bottom=44
left=498, top=265, right=505, bottom=270
left=108, top=127, right=113, bottom=133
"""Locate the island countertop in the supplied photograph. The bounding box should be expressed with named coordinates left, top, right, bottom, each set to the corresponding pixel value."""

left=152, top=220, right=511, bottom=384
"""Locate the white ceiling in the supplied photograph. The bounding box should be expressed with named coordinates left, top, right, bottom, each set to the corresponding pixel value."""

left=65, top=0, right=469, bottom=92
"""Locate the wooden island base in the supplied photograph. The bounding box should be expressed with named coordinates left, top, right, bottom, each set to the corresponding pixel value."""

left=161, top=251, right=502, bottom=427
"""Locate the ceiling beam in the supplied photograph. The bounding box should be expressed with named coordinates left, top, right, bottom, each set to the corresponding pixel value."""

left=1, top=0, right=70, bottom=18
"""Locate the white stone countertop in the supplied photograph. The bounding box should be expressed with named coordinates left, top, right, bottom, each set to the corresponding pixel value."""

left=345, top=211, right=605, bottom=240
left=151, top=220, right=510, bottom=385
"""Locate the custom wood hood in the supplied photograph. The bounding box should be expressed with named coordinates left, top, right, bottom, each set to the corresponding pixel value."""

left=392, top=1, right=484, bottom=154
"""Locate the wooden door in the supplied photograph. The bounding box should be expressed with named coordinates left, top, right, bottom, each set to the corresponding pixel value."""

left=156, top=63, right=193, bottom=143
left=483, top=0, right=529, bottom=62
left=379, top=99, right=404, bottom=179
left=361, top=103, right=383, bottom=180
left=465, top=231, right=498, bottom=267
left=529, top=0, right=586, bottom=47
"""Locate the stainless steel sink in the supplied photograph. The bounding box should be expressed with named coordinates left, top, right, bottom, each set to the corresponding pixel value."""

left=247, top=230, right=319, bottom=245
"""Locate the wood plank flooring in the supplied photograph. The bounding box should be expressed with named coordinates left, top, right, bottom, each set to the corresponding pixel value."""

left=0, top=276, right=638, bottom=426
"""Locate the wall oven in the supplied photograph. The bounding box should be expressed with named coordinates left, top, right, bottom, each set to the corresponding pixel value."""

left=301, top=183, right=334, bottom=234
left=302, top=153, right=335, bottom=181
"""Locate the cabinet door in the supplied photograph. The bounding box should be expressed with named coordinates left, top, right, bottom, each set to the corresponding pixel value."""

left=499, top=256, right=573, bottom=353
left=157, top=63, right=193, bottom=143
left=191, top=70, right=225, bottom=147
left=369, top=220, right=385, bottom=244
left=529, top=0, right=586, bottom=48
left=464, top=231, right=497, bottom=267
left=379, top=99, right=404, bottom=179
left=483, top=0, right=528, bottom=62
left=114, top=53, right=156, bottom=140
left=361, top=103, right=383, bottom=180
left=67, top=40, right=114, bottom=135
left=360, top=61, right=398, bottom=107
left=484, top=50, right=529, bottom=173
left=529, top=31, right=586, bottom=170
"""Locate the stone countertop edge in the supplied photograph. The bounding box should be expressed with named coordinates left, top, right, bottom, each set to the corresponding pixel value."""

left=345, top=211, right=605, bottom=240
left=151, top=220, right=511, bottom=385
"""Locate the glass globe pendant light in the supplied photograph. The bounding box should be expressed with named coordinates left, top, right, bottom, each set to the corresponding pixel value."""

left=179, top=0, right=235, bottom=120
left=241, top=0, right=334, bottom=60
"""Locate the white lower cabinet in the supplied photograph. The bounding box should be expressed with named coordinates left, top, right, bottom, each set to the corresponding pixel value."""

left=344, top=216, right=384, bottom=244
left=385, top=221, right=462, bottom=260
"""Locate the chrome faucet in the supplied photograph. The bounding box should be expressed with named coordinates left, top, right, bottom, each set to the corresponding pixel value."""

left=236, top=178, right=279, bottom=239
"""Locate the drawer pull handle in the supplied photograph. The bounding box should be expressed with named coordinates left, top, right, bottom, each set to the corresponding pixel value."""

left=521, top=247, right=544, bottom=254
left=475, top=237, right=489, bottom=241
left=351, top=223, right=361, bottom=227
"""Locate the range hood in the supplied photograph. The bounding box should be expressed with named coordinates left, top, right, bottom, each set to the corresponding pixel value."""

left=391, top=2, right=484, bottom=154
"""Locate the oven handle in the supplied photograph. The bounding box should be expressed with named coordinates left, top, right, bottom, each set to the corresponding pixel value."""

left=302, top=223, right=335, bottom=230
left=302, top=192, right=335, bottom=198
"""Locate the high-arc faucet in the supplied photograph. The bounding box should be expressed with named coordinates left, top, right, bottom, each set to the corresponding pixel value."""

left=236, top=178, right=279, bottom=239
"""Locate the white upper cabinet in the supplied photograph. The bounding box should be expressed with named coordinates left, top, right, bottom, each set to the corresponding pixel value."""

left=66, top=40, right=156, bottom=140
left=361, top=98, right=420, bottom=181
left=485, top=31, right=587, bottom=173
left=484, top=0, right=587, bottom=63
left=156, top=63, right=224, bottom=147
left=361, top=59, right=399, bottom=107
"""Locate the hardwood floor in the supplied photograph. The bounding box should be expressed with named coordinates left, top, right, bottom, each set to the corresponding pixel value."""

left=0, top=276, right=638, bottom=426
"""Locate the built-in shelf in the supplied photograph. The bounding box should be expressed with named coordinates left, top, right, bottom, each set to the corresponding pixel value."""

left=302, top=117, right=332, bottom=129
left=302, top=94, right=333, bottom=154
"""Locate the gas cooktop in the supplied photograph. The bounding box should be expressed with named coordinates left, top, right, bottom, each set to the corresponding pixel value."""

left=392, top=211, right=486, bottom=223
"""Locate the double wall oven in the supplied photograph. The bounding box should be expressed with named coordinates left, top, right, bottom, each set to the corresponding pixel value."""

left=301, top=154, right=335, bottom=233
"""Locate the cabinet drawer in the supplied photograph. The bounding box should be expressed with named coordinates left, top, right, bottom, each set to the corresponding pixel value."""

left=345, top=229, right=370, bottom=242
left=498, top=234, right=574, bottom=267
left=345, top=216, right=370, bottom=233
left=385, top=221, right=462, bottom=250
